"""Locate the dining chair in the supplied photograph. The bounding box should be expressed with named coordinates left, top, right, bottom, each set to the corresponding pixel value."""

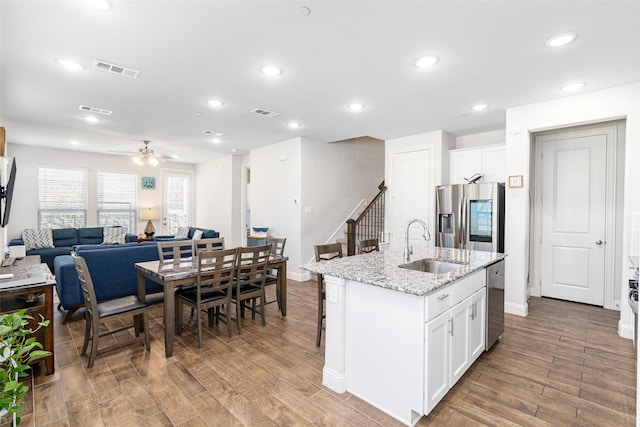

left=175, top=248, right=238, bottom=347
left=358, top=238, right=379, bottom=254
left=71, top=253, right=150, bottom=368
left=193, top=237, right=225, bottom=255
left=232, top=244, right=271, bottom=334
left=157, top=240, right=193, bottom=262
left=264, top=237, right=286, bottom=305
left=314, top=243, right=343, bottom=346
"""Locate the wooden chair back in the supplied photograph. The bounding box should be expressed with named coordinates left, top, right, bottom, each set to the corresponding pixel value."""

left=157, top=240, right=193, bottom=262
left=314, top=243, right=343, bottom=262
left=358, top=238, right=379, bottom=254
left=267, top=237, right=286, bottom=256
left=193, top=237, right=225, bottom=256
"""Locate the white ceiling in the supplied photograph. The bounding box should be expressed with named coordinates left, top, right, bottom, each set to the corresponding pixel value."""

left=1, top=1, right=639, bottom=164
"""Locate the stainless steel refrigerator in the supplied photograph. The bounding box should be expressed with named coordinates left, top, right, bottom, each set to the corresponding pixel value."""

left=435, top=182, right=505, bottom=253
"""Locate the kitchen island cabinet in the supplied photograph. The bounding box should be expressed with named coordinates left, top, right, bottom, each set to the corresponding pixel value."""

left=302, top=247, right=504, bottom=426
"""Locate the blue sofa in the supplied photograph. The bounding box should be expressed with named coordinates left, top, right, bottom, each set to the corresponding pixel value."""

left=153, top=226, right=219, bottom=241
left=9, top=227, right=137, bottom=269
left=53, top=242, right=163, bottom=322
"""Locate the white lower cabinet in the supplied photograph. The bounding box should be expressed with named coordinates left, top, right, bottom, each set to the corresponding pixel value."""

left=424, top=270, right=486, bottom=415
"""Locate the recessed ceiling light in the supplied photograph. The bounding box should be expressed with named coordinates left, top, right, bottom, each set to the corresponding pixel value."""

left=560, top=82, right=585, bottom=92
left=56, top=58, right=85, bottom=71
left=170, top=155, right=179, bottom=159
left=347, top=103, right=366, bottom=111
left=82, top=116, right=100, bottom=123
left=212, top=138, right=222, bottom=144
left=287, top=122, right=301, bottom=129
left=81, top=0, right=111, bottom=10
left=471, top=103, right=489, bottom=111
left=297, top=6, right=311, bottom=16
left=413, top=55, right=439, bottom=69
left=260, top=65, right=283, bottom=77
left=69, top=140, right=80, bottom=146
left=545, top=32, right=577, bottom=48
left=195, top=112, right=203, bottom=116
left=205, top=99, right=224, bottom=107
left=231, top=148, right=238, bottom=154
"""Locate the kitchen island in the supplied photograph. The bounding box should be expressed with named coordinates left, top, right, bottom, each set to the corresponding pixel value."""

left=302, top=246, right=506, bottom=426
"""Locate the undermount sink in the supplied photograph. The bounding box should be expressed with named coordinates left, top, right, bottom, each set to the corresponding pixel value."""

left=399, top=258, right=465, bottom=274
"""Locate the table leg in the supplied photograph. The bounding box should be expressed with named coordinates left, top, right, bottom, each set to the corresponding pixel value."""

left=279, top=260, right=287, bottom=316
left=43, top=286, right=55, bottom=375
left=164, top=283, right=176, bottom=357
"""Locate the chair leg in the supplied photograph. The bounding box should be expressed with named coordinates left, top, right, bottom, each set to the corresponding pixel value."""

left=88, top=317, right=100, bottom=368
left=196, top=304, right=203, bottom=348
left=176, top=299, right=184, bottom=336
left=260, top=291, right=266, bottom=326
left=142, top=312, right=150, bottom=352
left=82, top=315, right=91, bottom=356
left=251, top=298, right=257, bottom=320
left=236, top=298, right=242, bottom=335
left=225, top=302, right=232, bottom=337
left=316, top=280, right=324, bottom=347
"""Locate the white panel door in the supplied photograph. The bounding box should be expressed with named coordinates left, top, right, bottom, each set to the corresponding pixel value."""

left=449, top=299, right=470, bottom=384
left=390, top=149, right=432, bottom=249
left=469, top=288, right=486, bottom=362
left=425, top=311, right=450, bottom=414
left=540, top=134, right=607, bottom=305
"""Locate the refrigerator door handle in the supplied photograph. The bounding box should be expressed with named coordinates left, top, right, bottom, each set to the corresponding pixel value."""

left=459, top=195, right=465, bottom=249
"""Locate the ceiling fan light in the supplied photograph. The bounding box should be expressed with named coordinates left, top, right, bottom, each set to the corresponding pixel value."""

left=148, top=157, right=159, bottom=167
left=132, top=156, right=144, bottom=166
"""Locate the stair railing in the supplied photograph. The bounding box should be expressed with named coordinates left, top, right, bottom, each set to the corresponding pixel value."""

left=346, top=180, right=386, bottom=256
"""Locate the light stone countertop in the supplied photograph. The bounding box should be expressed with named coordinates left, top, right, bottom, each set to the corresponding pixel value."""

left=301, top=247, right=506, bottom=297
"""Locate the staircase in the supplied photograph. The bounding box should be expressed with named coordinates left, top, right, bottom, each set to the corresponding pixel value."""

left=345, top=181, right=386, bottom=255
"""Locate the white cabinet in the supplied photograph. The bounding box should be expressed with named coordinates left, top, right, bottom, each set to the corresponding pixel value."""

left=424, top=270, right=486, bottom=415
left=425, top=311, right=450, bottom=412
left=449, top=144, right=506, bottom=184
left=469, top=288, right=487, bottom=361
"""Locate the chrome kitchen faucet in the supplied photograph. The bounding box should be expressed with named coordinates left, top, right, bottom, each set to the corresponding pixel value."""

left=404, top=218, right=430, bottom=263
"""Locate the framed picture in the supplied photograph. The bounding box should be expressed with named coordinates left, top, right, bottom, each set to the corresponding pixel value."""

left=508, top=175, right=524, bottom=188
left=141, top=176, right=156, bottom=190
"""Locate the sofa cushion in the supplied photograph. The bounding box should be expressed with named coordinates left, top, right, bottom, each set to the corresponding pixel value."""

left=103, top=226, right=128, bottom=244
left=72, top=242, right=140, bottom=252
left=52, top=228, right=79, bottom=247
left=189, top=226, right=218, bottom=239
left=22, top=228, right=54, bottom=250
left=78, top=227, right=103, bottom=244
left=175, top=226, right=189, bottom=238
left=28, top=246, right=73, bottom=268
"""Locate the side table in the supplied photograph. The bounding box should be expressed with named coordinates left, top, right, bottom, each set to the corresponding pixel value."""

left=0, top=261, right=55, bottom=374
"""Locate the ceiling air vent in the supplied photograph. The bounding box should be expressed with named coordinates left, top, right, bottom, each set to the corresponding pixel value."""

left=251, top=108, right=280, bottom=118
left=202, top=130, right=224, bottom=136
left=93, top=59, right=140, bottom=79
left=78, top=105, right=112, bottom=115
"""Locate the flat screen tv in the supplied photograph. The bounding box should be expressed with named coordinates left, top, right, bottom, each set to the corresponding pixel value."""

left=1, top=158, right=17, bottom=228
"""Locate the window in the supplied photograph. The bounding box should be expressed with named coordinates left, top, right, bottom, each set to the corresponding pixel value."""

left=163, top=172, right=192, bottom=234
left=38, top=167, right=88, bottom=228
left=97, top=172, right=138, bottom=232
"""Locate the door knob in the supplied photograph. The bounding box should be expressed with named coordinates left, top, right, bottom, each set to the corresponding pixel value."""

left=596, top=240, right=603, bottom=245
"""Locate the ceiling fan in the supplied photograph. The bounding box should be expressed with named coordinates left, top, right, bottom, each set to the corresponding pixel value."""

left=108, top=140, right=176, bottom=166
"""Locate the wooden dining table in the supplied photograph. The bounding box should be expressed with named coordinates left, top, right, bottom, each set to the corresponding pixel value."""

left=135, top=254, right=288, bottom=358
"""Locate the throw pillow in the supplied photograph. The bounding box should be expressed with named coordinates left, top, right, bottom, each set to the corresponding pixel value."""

left=192, top=229, right=203, bottom=240
left=22, top=228, right=54, bottom=251
left=102, top=227, right=127, bottom=244
left=175, top=226, right=189, bottom=239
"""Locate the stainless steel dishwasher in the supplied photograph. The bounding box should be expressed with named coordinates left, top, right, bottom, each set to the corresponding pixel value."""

left=486, top=260, right=505, bottom=350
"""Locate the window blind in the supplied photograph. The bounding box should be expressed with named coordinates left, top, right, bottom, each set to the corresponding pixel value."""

left=38, top=167, right=88, bottom=228
left=97, top=171, right=138, bottom=232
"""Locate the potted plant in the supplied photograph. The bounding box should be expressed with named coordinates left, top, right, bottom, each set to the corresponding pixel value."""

left=0, top=310, right=50, bottom=425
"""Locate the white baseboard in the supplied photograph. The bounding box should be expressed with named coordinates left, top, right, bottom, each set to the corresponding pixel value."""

left=618, top=319, right=634, bottom=340
left=288, top=270, right=311, bottom=282
left=323, top=366, right=347, bottom=393
left=505, top=301, right=528, bottom=317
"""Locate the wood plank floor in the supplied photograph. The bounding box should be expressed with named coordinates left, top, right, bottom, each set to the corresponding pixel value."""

left=3, top=281, right=636, bottom=426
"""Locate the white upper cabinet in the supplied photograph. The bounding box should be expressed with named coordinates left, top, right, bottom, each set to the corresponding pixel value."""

left=449, top=144, right=506, bottom=184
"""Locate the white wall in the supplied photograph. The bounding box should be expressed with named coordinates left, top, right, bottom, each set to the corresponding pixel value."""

left=250, top=138, right=303, bottom=279
left=5, top=143, right=194, bottom=241
left=384, top=130, right=454, bottom=249
left=301, top=136, right=385, bottom=268
left=455, top=129, right=506, bottom=149
left=194, top=154, right=243, bottom=248
left=504, top=83, right=640, bottom=338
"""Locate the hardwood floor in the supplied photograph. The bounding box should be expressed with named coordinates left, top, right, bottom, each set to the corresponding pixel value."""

left=3, top=282, right=636, bottom=426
